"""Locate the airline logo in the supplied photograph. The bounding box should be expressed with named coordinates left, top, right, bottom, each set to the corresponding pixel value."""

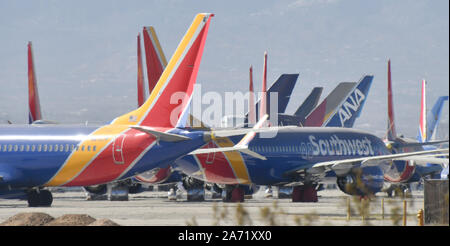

left=337, top=88, right=365, bottom=126
left=302, top=135, right=375, bottom=157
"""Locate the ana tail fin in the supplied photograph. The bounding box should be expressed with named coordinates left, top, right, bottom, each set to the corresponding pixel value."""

left=324, top=75, right=373, bottom=127
left=137, top=33, right=146, bottom=107
left=112, top=13, right=214, bottom=128
left=387, top=59, right=397, bottom=141
left=142, top=26, right=168, bottom=94
left=27, top=42, right=42, bottom=124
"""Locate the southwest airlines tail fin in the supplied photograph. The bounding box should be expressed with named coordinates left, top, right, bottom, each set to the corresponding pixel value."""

left=137, top=33, right=146, bottom=107
left=142, top=26, right=168, bottom=94
left=248, top=66, right=256, bottom=125
left=418, top=79, right=427, bottom=142
left=386, top=59, right=397, bottom=141
left=27, top=42, right=42, bottom=124
left=303, top=82, right=357, bottom=126
left=294, top=87, right=323, bottom=119
left=112, top=13, right=214, bottom=128
left=324, top=75, right=373, bottom=127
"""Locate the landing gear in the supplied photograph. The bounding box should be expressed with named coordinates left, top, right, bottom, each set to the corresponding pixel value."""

left=27, top=189, right=53, bottom=207
left=264, top=186, right=273, bottom=198
left=292, top=184, right=318, bottom=202
left=277, top=186, right=293, bottom=199
left=384, top=184, right=412, bottom=198
left=183, top=177, right=205, bottom=201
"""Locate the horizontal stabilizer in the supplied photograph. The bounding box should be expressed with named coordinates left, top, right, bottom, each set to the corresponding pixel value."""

left=130, top=126, right=191, bottom=142
left=190, top=146, right=266, bottom=160
left=191, top=115, right=269, bottom=160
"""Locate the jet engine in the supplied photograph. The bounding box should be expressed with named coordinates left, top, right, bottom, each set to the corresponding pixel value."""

left=336, top=166, right=384, bottom=196
left=135, top=167, right=173, bottom=184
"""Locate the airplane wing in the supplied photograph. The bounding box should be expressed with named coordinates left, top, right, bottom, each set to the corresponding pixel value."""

left=189, top=115, right=269, bottom=160
left=302, top=148, right=449, bottom=175
left=393, top=155, right=449, bottom=167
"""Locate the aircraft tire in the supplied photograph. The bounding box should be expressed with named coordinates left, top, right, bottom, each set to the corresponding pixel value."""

left=27, top=190, right=40, bottom=207
left=39, top=190, right=53, bottom=207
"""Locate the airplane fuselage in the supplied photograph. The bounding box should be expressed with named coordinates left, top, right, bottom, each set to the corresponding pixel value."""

left=175, top=127, right=389, bottom=186
left=0, top=124, right=206, bottom=189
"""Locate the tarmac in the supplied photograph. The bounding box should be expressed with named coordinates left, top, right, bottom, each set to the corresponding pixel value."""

left=0, top=187, right=430, bottom=226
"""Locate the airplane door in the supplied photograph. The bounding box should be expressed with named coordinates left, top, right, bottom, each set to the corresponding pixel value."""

left=112, top=134, right=126, bottom=164
left=205, top=142, right=216, bottom=164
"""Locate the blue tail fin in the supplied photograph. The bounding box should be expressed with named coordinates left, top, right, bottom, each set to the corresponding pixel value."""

left=252, top=74, right=299, bottom=120
left=325, top=75, right=373, bottom=127
left=294, top=87, right=323, bottom=118
left=417, top=96, right=448, bottom=142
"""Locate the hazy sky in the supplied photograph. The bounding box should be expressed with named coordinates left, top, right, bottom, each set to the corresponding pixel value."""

left=0, top=0, right=448, bottom=138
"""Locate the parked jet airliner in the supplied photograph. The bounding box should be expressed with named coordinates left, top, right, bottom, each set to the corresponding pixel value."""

left=0, top=13, right=216, bottom=206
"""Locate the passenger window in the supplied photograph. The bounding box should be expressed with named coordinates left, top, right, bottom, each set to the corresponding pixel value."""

left=43, top=145, right=48, bottom=152
left=26, top=145, right=30, bottom=152
left=37, top=145, right=42, bottom=152
left=31, top=145, right=36, bottom=152
left=60, top=144, right=64, bottom=152
left=48, top=145, right=53, bottom=152
left=65, top=144, right=69, bottom=152
left=54, top=145, right=59, bottom=152
left=93, top=146, right=97, bottom=151
left=87, top=145, right=91, bottom=151
left=20, top=145, right=24, bottom=152
left=81, top=145, right=85, bottom=151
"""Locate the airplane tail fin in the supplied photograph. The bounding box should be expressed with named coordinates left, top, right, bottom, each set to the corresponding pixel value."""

left=259, top=52, right=268, bottom=121
left=27, top=42, right=42, bottom=124
left=248, top=66, right=256, bottom=125
left=294, top=87, right=323, bottom=118
left=386, top=59, right=397, bottom=141
left=418, top=79, right=427, bottom=142
left=324, top=75, right=373, bottom=127
left=252, top=74, right=299, bottom=121
left=303, top=82, right=357, bottom=126
left=137, top=34, right=146, bottom=107
left=418, top=94, right=448, bottom=142
left=111, top=13, right=214, bottom=128
left=142, top=26, right=168, bottom=94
